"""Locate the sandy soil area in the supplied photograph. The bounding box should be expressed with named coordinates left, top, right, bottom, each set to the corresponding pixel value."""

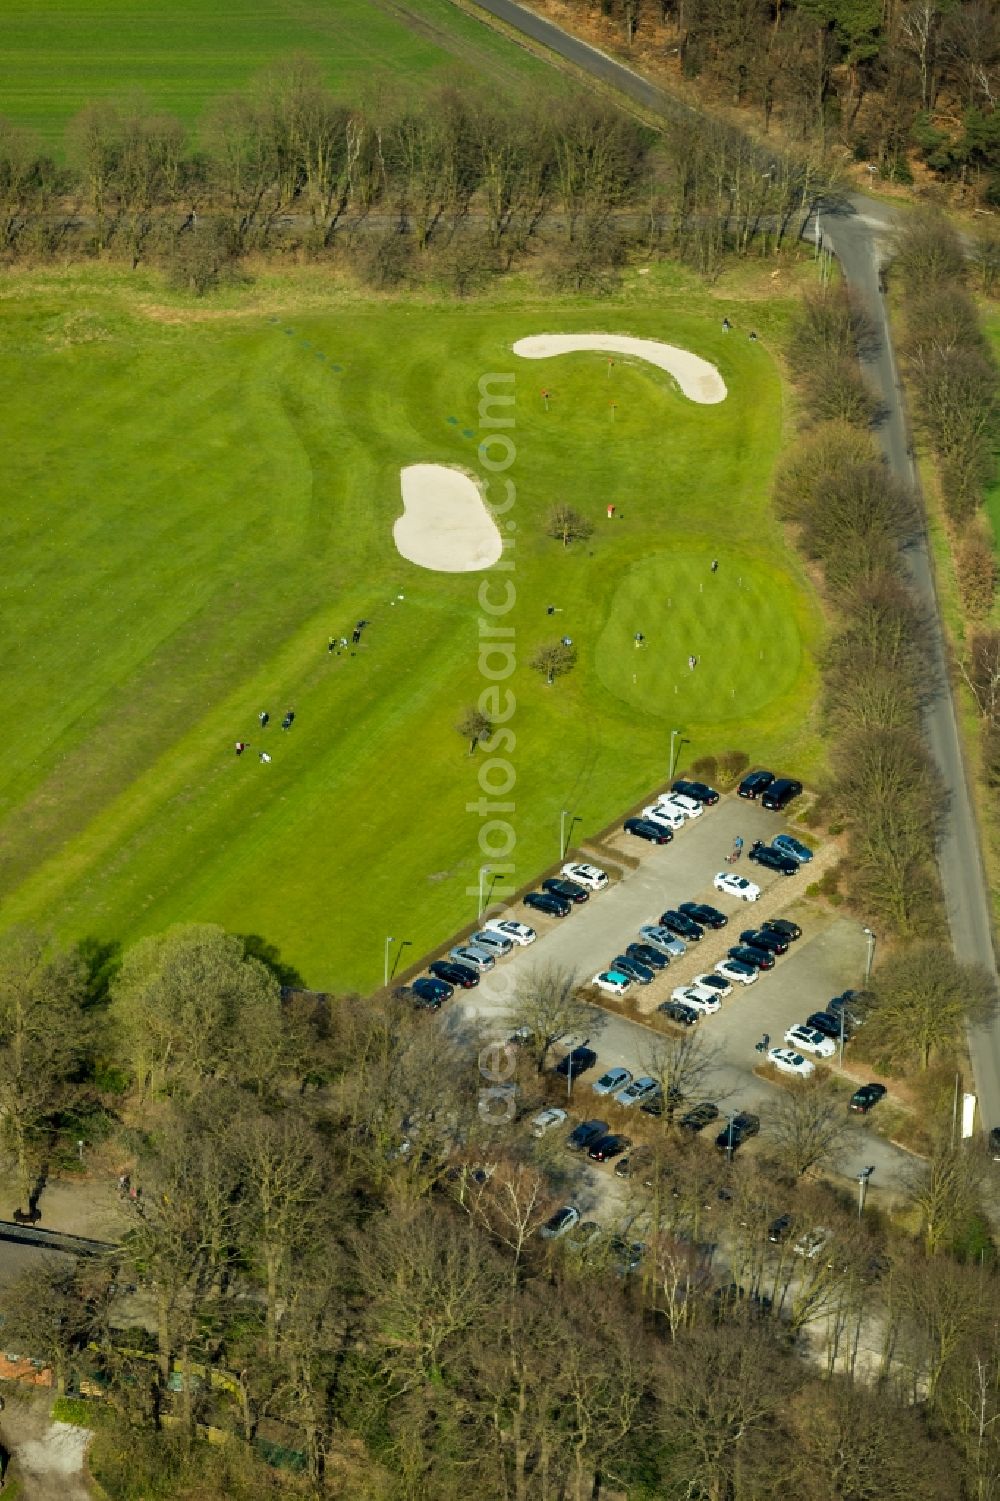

left=512, top=332, right=727, bottom=404
left=394, top=464, right=503, bottom=572
left=0, top=1392, right=93, bottom=1501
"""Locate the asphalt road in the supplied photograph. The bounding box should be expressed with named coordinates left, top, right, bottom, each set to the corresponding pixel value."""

left=457, top=0, right=1000, bottom=1134
left=455, top=797, right=914, bottom=1196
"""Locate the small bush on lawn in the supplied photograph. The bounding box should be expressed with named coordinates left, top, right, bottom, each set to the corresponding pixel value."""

left=52, top=1396, right=94, bottom=1426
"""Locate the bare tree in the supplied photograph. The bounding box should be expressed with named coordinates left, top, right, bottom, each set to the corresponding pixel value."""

left=768, top=1081, right=849, bottom=1177
left=867, top=944, right=996, bottom=1070
left=455, top=704, right=493, bottom=755
left=639, top=1031, right=721, bottom=1124
left=531, top=640, right=577, bottom=687
left=545, top=504, right=594, bottom=548
left=904, top=1141, right=986, bottom=1255
left=505, top=963, right=593, bottom=1073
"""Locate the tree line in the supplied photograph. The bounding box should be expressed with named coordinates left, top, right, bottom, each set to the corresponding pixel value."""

left=0, top=59, right=828, bottom=291
left=0, top=927, right=996, bottom=1501
left=561, top=0, right=1000, bottom=202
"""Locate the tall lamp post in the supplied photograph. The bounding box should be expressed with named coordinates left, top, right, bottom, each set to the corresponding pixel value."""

left=863, top=927, right=876, bottom=985
left=478, top=866, right=492, bottom=919
left=669, top=728, right=680, bottom=782
left=560, top=809, right=571, bottom=860
left=857, top=1165, right=875, bottom=1220
left=383, top=935, right=394, bottom=988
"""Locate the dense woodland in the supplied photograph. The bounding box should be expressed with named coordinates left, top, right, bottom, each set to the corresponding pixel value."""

left=562, top=0, right=1000, bottom=198
left=0, top=923, right=995, bottom=1500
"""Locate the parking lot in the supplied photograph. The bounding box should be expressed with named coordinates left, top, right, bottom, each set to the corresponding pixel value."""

left=453, top=793, right=914, bottom=1196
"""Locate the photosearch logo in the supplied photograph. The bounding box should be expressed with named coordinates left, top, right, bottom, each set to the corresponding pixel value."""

left=472, top=370, right=519, bottom=1128
left=467, top=371, right=517, bottom=904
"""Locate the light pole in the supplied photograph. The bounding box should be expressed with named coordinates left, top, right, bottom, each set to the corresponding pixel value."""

left=383, top=935, right=394, bottom=988
left=669, top=728, right=680, bottom=782
left=863, top=927, right=876, bottom=985
left=838, top=1004, right=846, bottom=1070
left=857, top=1165, right=875, bottom=1219
left=478, top=866, right=492, bottom=919
left=560, top=809, right=571, bottom=860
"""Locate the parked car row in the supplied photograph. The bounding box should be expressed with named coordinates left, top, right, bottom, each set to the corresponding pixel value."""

left=737, top=769, right=803, bottom=812
left=623, top=779, right=719, bottom=844
left=406, top=863, right=611, bottom=1004
left=654, top=913, right=803, bottom=1026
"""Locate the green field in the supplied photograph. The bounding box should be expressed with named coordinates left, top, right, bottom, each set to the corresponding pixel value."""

left=0, top=266, right=820, bottom=990
left=0, top=0, right=549, bottom=145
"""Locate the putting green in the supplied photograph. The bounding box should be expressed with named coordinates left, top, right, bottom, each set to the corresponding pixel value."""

left=0, top=270, right=821, bottom=990
left=596, top=550, right=805, bottom=721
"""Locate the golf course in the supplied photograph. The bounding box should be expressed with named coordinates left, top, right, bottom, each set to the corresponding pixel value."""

left=0, top=267, right=821, bottom=989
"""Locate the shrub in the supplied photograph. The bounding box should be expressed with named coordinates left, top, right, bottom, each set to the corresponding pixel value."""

left=51, top=1396, right=95, bottom=1426
left=714, top=750, right=749, bottom=786
left=955, top=523, right=998, bottom=618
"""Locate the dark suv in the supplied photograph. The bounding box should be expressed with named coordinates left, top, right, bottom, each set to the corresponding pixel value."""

left=554, top=1046, right=598, bottom=1078
left=659, top=909, right=704, bottom=941
left=716, top=1112, right=760, bottom=1153
left=542, top=877, right=589, bottom=905
left=761, top=777, right=803, bottom=812
left=748, top=841, right=799, bottom=875
left=738, top=769, right=775, bottom=800
left=671, top=779, right=720, bottom=806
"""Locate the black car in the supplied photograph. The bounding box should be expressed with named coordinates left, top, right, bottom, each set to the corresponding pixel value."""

left=762, top=777, right=803, bottom=812
left=990, top=1126, right=1000, bottom=1161
left=739, top=926, right=788, bottom=955
left=715, top=1112, right=761, bottom=1153
left=567, top=1118, right=609, bottom=1151
left=611, top=953, right=655, bottom=985
left=761, top=917, right=802, bottom=942
left=641, top=1085, right=682, bottom=1120
left=672, top=779, right=720, bottom=806
left=429, top=959, right=480, bottom=989
left=523, top=890, right=571, bottom=918
left=829, top=989, right=868, bottom=1028
left=728, top=944, right=775, bottom=972
left=680, top=1101, right=719, bottom=1133
left=588, top=1133, right=631, bottom=1163
left=679, top=901, right=728, bottom=930
left=659, top=909, right=704, bottom=941
left=554, top=1045, right=598, bottom=1078
left=411, top=976, right=454, bottom=1007
left=542, top=876, right=590, bottom=905
left=737, top=769, right=775, bottom=800
left=626, top=941, right=669, bottom=970
left=624, top=817, right=673, bottom=844
left=806, top=1010, right=842, bottom=1040
left=849, top=1083, right=887, bottom=1114
left=768, top=1213, right=792, bottom=1243
left=748, top=841, right=799, bottom=875
left=659, top=999, right=699, bottom=1027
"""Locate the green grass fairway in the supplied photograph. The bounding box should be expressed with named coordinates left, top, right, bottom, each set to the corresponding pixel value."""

left=0, top=269, right=821, bottom=990
left=1, top=0, right=550, bottom=146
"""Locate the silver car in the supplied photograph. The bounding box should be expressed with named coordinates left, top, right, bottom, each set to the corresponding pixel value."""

left=592, top=1066, right=632, bottom=1097
left=638, top=925, right=686, bottom=958
left=471, top=928, right=513, bottom=957
left=449, top=944, right=496, bottom=972
left=615, top=1075, right=660, bottom=1108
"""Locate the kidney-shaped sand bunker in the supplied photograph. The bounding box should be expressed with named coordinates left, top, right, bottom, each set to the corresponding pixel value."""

left=394, top=463, right=503, bottom=573
left=513, top=332, right=727, bottom=404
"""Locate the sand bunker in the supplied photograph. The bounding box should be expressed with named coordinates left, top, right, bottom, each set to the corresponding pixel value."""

left=394, top=464, right=503, bottom=573
left=512, top=333, right=727, bottom=404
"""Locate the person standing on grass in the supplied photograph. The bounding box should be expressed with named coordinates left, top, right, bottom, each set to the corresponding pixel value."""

left=282, top=710, right=295, bottom=730
left=711, top=559, right=718, bottom=573
left=235, top=741, right=247, bottom=756
left=259, top=751, right=271, bottom=764
left=259, top=711, right=269, bottom=729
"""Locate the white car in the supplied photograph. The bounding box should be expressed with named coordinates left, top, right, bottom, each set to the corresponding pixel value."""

left=450, top=944, right=495, bottom=972
left=784, top=1024, right=836, bottom=1059
left=484, top=918, right=536, bottom=946
left=531, top=1107, right=569, bottom=1137
left=642, top=802, right=685, bottom=831
left=472, top=928, right=513, bottom=956
left=671, top=984, right=721, bottom=1015
left=615, top=1075, right=660, bottom=1107
left=593, top=1066, right=632, bottom=1096
left=657, top=792, right=703, bottom=819
left=714, top=958, right=758, bottom=986
left=767, top=1047, right=815, bottom=1079
left=694, top=972, right=732, bottom=998
left=593, top=970, right=631, bottom=997
left=714, top=872, right=761, bottom=902
left=561, top=862, right=608, bottom=891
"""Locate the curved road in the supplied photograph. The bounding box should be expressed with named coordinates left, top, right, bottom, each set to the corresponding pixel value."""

left=459, top=0, right=1000, bottom=1132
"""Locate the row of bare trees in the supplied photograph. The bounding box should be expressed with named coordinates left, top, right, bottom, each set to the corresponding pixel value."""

left=0, top=60, right=826, bottom=289
left=0, top=929, right=996, bottom=1499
